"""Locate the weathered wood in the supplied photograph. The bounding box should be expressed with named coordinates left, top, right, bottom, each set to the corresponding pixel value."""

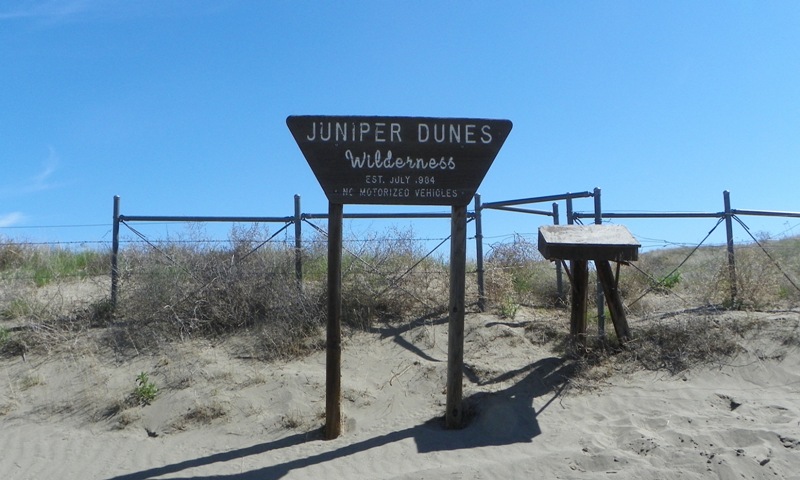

left=539, top=224, right=638, bottom=347
left=595, top=260, right=631, bottom=342
left=570, top=259, right=589, bottom=343
left=325, top=202, right=343, bottom=440
left=286, top=116, right=512, bottom=206
left=288, top=116, right=512, bottom=437
left=538, top=225, right=640, bottom=262
left=446, top=205, right=467, bottom=429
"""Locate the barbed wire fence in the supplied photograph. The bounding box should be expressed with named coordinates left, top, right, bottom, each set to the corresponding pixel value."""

left=3, top=190, right=800, bottom=334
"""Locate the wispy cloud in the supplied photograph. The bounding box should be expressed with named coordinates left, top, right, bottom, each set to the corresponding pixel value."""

left=0, top=147, right=63, bottom=198
left=0, top=1, right=233, bottom=23
left=0, top=212, right=25, bottom=228
left=0, top=0, right=95, bottom=21
left=30, top=147, right=60, bottom=192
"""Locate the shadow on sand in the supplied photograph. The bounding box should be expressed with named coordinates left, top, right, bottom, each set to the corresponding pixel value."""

left=106, top=356, right=572, bottom=480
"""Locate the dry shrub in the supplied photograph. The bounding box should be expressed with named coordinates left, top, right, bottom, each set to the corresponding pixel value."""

left=110, top=225, right=448, bottom=355
left=618, top=251, right=683, bottom=299
left=700, top=246, right=783, bottom=309
left=2, top=271, right=111, bottom=358
left=338, top=226, right=448, bottom=329
left=525, top=311, right=747, bottom=390
left=112, top=225, right=324, bottom=358
left=524, top=315, right=569, bottom=346
left=621, top=315, right=744, bottom=374
left=484, top=235, right=560, bottom=310
left=0, top=306, right=102, bottom=358
left=1, top=224, right=453, bottom=359
left=484, top=267, right=516, bottom=314
left=0, top=238, right=28, bottom=271
left=617, top=246, right=728, bottom=308
left=182, top=400, right=228, bottom=424
left=619, top=235, right=800, bottom=311
left=0, top=238, right=111, bottom=358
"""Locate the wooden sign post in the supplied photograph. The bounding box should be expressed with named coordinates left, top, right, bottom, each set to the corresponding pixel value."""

left=288, top=116, right=512, bottom=438
left=446, top=204, right=468, bottom=428
left=325, top=201, right=343, bottom=438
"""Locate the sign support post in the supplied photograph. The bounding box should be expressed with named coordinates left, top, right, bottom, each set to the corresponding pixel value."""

left=325, top=201, right=343, bottom=439
left=446, top=204, right=467, bottom=428
left=287, top=115, right=511, bottom=437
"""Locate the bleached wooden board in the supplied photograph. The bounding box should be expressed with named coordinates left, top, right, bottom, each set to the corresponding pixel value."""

left=538, top=225, right=640, bottom=261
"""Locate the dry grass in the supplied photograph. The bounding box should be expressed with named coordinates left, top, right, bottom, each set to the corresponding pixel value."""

left=523, top=307, right=785, bottom=392
left=0, top=229, right=800, bottom=448
left=484, top=235, right=561, bottom=315
left=618, top=235, right=800, bottom=311
left=106, top=226, right=324, bottom=359
left=336, top=226, right=450, bottom=329
left=2, top=230, right=800, bottom=406
left=181, top=400, right=229, bottom=425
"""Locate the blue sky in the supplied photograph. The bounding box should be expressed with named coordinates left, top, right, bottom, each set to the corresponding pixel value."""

left=2, top=1, right=800, bottom=252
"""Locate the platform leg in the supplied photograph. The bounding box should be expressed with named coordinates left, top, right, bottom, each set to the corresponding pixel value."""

left=570, top=260, right=589, bottom=344
left=595, top=260, right=631, bottom=342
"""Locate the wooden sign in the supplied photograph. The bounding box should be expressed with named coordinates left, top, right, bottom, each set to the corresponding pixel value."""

left=287, top=114, right=513, bottom=438
left=287, top=116, right=512, bottom=206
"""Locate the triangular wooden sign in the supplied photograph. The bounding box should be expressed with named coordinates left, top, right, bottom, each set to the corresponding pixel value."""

left=287, top=116, right=512, bottom=206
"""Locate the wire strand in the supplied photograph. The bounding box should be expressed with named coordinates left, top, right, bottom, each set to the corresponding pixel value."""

left=627, top=217, right=725, bottom=308
left=733, top=215, right=800, bottom=294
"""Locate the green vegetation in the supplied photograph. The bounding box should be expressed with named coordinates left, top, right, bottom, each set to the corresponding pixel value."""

left=0, top=240, right=108, bottom=286
left=498, top=298, right=520, bottom=319
left=0, top=326, right=9, bottom=347
left=133, top=372, right=159, bottom=406
left=659, top=271, right=682, bottom=290
left=1, top=298, right=36, bottom=320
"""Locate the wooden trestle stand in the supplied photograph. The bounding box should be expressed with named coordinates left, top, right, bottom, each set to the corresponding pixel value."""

left=538, top=225, right=640, bottom=344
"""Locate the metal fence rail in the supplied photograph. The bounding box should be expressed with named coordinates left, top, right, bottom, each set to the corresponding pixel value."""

left=108, top=189, right=800, bottom=320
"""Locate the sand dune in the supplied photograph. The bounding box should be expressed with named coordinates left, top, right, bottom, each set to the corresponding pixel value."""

left=2, top=309, right=799, bottom=479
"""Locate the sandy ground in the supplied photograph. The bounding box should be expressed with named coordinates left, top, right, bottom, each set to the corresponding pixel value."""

left=2, top=306, right=799, bottom=479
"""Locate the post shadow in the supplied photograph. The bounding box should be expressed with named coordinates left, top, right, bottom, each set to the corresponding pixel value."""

left=106, top=356, right=572, bottom=480
left=368, top=311, right=449, bottom=363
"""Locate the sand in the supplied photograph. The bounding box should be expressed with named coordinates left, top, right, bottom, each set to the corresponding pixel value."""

left=2, top=308, right=799, bottom=479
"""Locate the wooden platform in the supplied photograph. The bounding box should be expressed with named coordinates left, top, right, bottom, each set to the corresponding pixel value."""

left=538, top=224, right=639, bottom=262
left=537, top=225, right=641, bottom=344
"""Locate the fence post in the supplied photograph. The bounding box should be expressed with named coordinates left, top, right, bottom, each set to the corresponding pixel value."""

left=724, top=190, right=738, bottom=307
left=566, top=195, right=574, bottom=225
left=566, top=195, right=575, bottom=310
left=111, top=195, right=120, bottom=309
left=474, top=194, right=486, bottom=312
left=552, top=202, right=565, bottom=303
left=294, top=194, right=303, bottom=291
left=593, top=187, right=605, bottom=337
